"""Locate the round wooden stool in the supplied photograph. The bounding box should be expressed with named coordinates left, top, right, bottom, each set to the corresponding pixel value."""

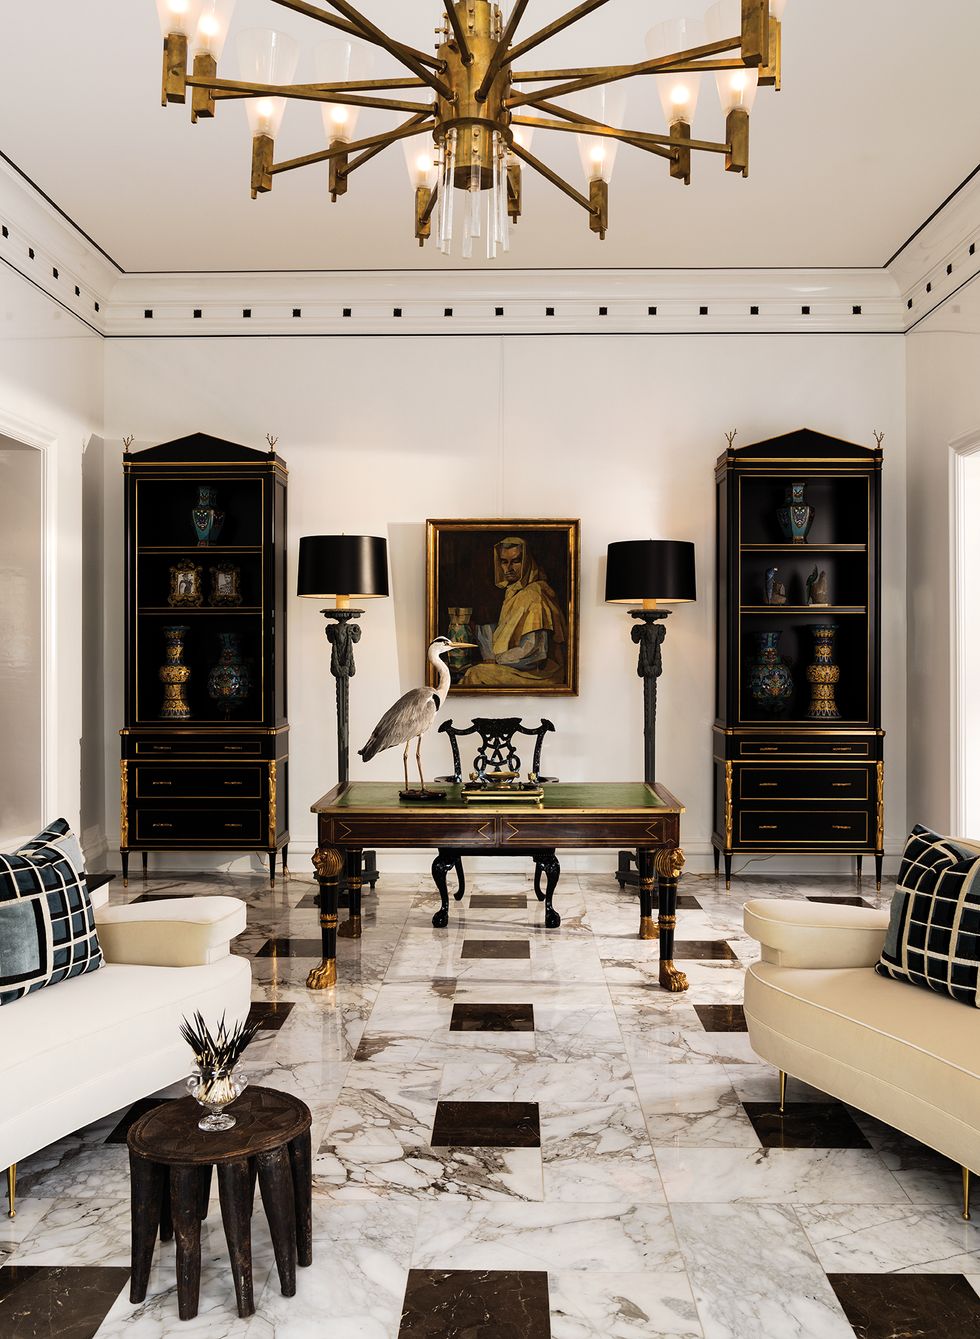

left=127, top=1086, right=312, bottom=1320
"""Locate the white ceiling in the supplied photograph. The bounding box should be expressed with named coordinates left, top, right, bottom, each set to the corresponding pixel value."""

left=3, top=0, right=979, bottom=273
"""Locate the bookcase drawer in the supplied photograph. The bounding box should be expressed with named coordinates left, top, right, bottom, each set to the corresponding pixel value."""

left=739, top=809, right=870, bottom=845
left=737, top=739, right=872, bottom=759
left=134, top=808, right=264, bottom=843
left=738, top=767, right=870, bottom=801
left=135, top=765, right=264, bottom=800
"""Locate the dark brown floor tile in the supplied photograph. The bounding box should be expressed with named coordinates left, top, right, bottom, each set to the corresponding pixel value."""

left=246, top=1000, right=296, bottom=1032
left=431, top=1101, right=540, bottom=1148
left=461, top=940, right=531, bottom=960
left=675, top=894, right=702, bottom=910
left=674, top=940, right=738, bottom=961
left=828, top=1273, right=980, bottom=1338
left=470, top=894, right=530, bottom=909
left=0, top=1266, right=130, bottom=1339
left=743, top=1101, right=872, bottom=1149
left=808, top=895, right=876, bottom=908
left=256, top=937, right=324, bottom=957
left=451, top=1003, right=535, bottom=1032
left=129, top=891, right=196, bottom=903
left=694, top=1003, right=747, bottom=1032
left=104, top=1096, right=172, bottom=1144
left=399, top=1269, right=551, bottom=1337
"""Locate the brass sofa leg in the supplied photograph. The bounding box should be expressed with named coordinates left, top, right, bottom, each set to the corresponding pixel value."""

left=6, top=1164, right=15, bottom=1218
left=778, top=1071, right=787, bottom=1114
left=963, top=1167, right=971, bottom=1222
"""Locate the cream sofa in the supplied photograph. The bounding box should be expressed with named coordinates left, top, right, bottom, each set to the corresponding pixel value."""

left=2, top=890, right=250, bottom=1216
left=742, top=897, right=980, bottom=1220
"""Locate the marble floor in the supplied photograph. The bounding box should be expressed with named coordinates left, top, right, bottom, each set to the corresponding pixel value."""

left=3, top=867, right=980, bottom=1339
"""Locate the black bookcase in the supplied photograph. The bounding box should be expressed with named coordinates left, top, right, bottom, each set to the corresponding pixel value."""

left=712, top=429, right=884, bottom=889
left=120, top=434, right=289, bottom=884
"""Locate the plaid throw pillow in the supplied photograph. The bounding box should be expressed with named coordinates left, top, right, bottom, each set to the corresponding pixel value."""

left=876, top=824, right=980, bottom=1007
left=0, top=818, right=104, bottom=1007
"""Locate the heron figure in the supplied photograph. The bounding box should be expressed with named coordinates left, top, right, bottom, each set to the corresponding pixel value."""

left=358, top=636, right=475, bottom=794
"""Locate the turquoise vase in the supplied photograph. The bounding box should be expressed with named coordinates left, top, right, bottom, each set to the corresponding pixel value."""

left=776, top=482, right=814, bottom=544
left=192, top=486, right=225, bottom=546
left=748, top=631, right=794, bottom=713
left=207, top=633, right=251, bottom=715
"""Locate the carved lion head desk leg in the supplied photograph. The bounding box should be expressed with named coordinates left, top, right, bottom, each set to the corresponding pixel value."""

left=654, top=846, right=688, bottom=992
left=308, top=846, right=343, bottom=989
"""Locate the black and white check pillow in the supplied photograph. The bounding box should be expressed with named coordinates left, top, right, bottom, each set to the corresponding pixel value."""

left=876, top=824, right=980, bottom=1007
left=0, top=818, right=104, bottom=1007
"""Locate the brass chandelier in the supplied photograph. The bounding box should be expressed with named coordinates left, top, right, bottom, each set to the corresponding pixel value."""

left=156, top=0, right=786, bottom=258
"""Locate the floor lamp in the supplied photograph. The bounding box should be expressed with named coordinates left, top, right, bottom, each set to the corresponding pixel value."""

left=297, top=534, right=389, bottom=930
left=605, top=539, right=697, bottom=890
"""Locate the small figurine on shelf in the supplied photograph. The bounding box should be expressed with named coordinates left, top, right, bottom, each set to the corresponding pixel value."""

left=776, top=482, right=814, bottom=544
left=192, top=486, right=224, bottom=546
left=805, top=566, right=829, bottom=606
left=764, top=567, right=787, bottom=606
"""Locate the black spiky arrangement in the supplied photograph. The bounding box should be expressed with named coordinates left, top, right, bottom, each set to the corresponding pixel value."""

left=179, top=1010, right=260, bottom=1070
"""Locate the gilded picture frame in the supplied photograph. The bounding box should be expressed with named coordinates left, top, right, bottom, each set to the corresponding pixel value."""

left=209, top=563, right=242, bottom=607
left=426, top=519, right=580, bottom=696
left=167, top=561, right=204, bottom=607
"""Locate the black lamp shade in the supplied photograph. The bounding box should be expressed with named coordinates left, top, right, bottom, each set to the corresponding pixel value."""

left=605, top=540, right=697, bottom=604
left=296, top=535, right=389, bottom=599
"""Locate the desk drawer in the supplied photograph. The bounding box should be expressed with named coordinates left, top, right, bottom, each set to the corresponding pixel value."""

left=738, top=740, right=871, bottom=759
left=739, top=809, right=869, bottom=845
left=135, top=765, right=264, bottom=800
left=739, top=767, right=869, bottom=801
left=134, top=808, right=264, bottom=843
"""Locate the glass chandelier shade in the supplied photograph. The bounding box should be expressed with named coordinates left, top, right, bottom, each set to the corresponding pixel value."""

left=315, top=38, right=375, bottom=146
left=402, top=135, right=438, bottom=191
left=574, top=84, right=628, bottom=184
left=706, top=0, right=760, bottom=113
left=194, top=0, right=236, bottom=59
left=236, top=28, right=299, bottom=140
left=646, top=18, right=704, bottom=129
left=155, top=0, right=202, bottom=38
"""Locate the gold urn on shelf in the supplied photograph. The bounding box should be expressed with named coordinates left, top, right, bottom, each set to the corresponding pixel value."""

left=805, top=624, right=840, bottom=720
left=159, top=624, right=192, bottom=719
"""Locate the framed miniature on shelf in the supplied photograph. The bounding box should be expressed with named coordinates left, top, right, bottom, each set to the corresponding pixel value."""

left=425, top=519, right=580, bottom=695
left=167, top=562, right=204, bottom=607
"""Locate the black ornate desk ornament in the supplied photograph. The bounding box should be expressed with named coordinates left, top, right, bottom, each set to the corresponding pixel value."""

left=605, top=539, right=697, bottom=893
left=297, top=535, right=390, bottom=916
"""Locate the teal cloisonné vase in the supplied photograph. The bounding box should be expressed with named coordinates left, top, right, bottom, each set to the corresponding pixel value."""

left=748, top=630, right=794, bottom=714
left=776, top=482, right=814, bottom=544
left=207, top=632, right=251, bottom=715
left=192, top=486, right=225, bottom=546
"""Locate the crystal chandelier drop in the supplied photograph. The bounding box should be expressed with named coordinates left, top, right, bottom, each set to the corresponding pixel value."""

left=155, top=0, right=787, bottom=260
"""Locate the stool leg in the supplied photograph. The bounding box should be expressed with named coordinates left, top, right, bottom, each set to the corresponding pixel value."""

left=197, top=1165, right=213, bottom=1219
left=129, top=1153, right=164, bottom=1303
left=217, top=1158, right=255, bottom=1318
left=160, top=1174, right=174, bottom=1242
left=256, top=1147, right=297, bottom=1297
left=170, top=1165, right=203, bottom=1321
left=288, top=1131, right=313, bottom=1268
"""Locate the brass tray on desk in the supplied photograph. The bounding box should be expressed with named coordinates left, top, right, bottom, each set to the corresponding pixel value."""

left=460, top=770, right=544, bottom=804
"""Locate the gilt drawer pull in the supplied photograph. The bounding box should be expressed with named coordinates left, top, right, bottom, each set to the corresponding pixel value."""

left=225, top=745, right=244, bottom=751
left=151, top=822, right=173, bottom=829
left=759, top=782, right=777, bottom=788
left=224, top=781, right=243, bottom=786
left=151, top=745, right=172, bottom=751
left=832, top=825, right=851, bottom=831
left=759, top=824, right=778, bottom=830
left=151, top=780, right=172, bottom=786
left=832, top=783, right=850, bottom=788
left=832, top=747, right=851, bottom=752
left=224, top=822, right=243, bottom=829
left=759, top=747, right=778, bottom=753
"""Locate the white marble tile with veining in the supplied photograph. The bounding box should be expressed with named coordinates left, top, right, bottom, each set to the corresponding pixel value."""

left=314, top=1142, right=543, bottom=1203
left=656, top=1146, right=908, bottom=1204
left=439, top=1055, right=636, bottom=1105
left=635, top=1064, right=762, bottom=1148
left=540, top=1103, right=665, bottom=1204
left=796, top=1202, right=980, bottom=1273
left=549, top=1271, right=703, bottom=1339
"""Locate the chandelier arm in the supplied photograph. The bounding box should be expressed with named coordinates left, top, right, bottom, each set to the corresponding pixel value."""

left=187, top=76, right=433, bottom=114
left=512, top=115, right=727, bottom=157
left=514, top=106, right=674, bottom=160
left=316, top=0, right=454, bottom=98
left=338, top=112, right=432, bottom=180
left=212, top=77, right=428, bottom=100
left=505, top=0, right=614, bottom=67
left=418, top=182, right=439, bottom=226
left=268, top=0, right=445, bottom=72
left=475, top=0, right=531, bottom=103
left=509, top=142, right=595, bottom=216
left=272, top=121, right=435, bottom=176
left=514, top=58, right=747, bottom=81
left=445, top=5, right=474, bottom=66
left=505, top=36, right=742, bottom=108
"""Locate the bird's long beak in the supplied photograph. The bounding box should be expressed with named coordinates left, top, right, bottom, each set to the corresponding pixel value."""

left=449, top=642, right=478, bottom=648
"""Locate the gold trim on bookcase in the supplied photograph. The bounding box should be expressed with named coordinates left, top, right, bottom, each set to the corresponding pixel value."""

left=876, top=761, right=884, bottom=849
left=120, top=760, right=129, bottom=846
left=269, top=759, right=278, bottom=847
left=724, top=761, right=733, bottom=848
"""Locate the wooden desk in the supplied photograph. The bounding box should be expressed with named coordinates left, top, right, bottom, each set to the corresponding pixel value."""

left=308, top=781, right=687, bottom=992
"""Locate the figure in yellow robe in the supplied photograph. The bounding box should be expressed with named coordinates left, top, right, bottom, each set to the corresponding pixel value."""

left=461, top=536, right=567, bottom=688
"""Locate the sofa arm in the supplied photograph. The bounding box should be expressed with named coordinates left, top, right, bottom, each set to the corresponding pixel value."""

left=743, top=898, right=890, bottom=969
left=95, top=896, right=247, bottom=968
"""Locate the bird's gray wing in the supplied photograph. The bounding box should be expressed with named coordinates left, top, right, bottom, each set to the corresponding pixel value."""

left=358, top=688, right=432, bottom=760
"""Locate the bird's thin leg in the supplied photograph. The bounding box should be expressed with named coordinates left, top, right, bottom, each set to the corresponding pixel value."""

left=402, top=741, right=410, bottom=793
left=416, top=736, right=425, bottom=793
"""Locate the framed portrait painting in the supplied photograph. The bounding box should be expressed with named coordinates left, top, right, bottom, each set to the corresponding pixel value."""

left=426, top=519, right=580, bottom=696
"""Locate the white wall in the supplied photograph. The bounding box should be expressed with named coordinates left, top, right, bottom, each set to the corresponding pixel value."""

left=104, top=331, right=907, bottom=872
left=905, top=285, right=980, bottom=834
left=0, top=265, right=104, bottom=852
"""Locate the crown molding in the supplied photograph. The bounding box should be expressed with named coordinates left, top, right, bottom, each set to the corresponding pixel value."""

left=102, top=266, right=904, bottom=337
left=887, top=169, right=980, bottom=330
